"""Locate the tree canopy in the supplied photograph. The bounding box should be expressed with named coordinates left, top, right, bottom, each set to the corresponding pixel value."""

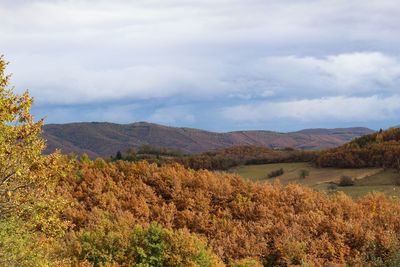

left=0, top=55, right=70, bottom=236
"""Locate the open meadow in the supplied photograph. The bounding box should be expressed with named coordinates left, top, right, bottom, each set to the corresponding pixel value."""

left=233, top=162, right=400, bottom=199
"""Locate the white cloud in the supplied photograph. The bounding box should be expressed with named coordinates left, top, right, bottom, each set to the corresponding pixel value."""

left=8, top=54, right=229, bottom=104
left=222, top=95, right=400, bottom=122
left=253, top=52, right=400, bottom=96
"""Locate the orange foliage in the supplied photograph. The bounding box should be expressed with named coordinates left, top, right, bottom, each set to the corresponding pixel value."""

left=212, top=145, right=315, bottom=163
left=315, top=127, right=400, bottom=169
left=57, top=161, right=400, bottom=265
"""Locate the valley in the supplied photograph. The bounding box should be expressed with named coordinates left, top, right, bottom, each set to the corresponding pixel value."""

left=233, top=162, right=400, bottom=199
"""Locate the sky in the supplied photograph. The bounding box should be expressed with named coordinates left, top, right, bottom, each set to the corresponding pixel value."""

left=1, top=0, right=400, bottom=132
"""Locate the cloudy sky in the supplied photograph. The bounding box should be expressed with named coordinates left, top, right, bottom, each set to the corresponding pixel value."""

left=1, top=0, right=400, bottom=132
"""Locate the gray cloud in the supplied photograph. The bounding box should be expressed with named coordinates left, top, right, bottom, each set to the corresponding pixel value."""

left=250, top=52, right=400, bottom=98
left=1, top=0, right=400, bottom=130
left=222, top=95, right=400, bottom=122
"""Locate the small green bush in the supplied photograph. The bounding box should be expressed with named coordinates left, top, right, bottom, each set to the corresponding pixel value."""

left=69, top=221, right=222, bottom=266
left=361, top=239, right=400, bottom=265
left=327, top=183, right=338, bottom=191
left=230, top=258, right=262, bottom=266
left=339, top=176, right=354, bottom=186
left=79, top=153, right=91, bottom=164
left=93, top=158, right=107, bottom=169
left=299, top=169, right=310, bottom=179
left=267, top=168, right=284, bottom=178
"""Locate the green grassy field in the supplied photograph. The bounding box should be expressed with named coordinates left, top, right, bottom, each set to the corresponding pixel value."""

left=232, top=162, right=400, bottom=199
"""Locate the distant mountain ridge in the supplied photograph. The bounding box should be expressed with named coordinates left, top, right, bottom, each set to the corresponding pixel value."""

left=42, top=122, right=374, bottom=159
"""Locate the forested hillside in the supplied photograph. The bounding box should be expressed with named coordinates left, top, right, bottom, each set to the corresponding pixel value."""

left=42, top=122, right=373, bottom=158
left=315, top=127, right=400, bottom=169
left=211, top=145, right=316, bottom=164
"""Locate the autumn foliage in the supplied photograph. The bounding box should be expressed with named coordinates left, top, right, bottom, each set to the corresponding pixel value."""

left=56, top=160, right=400, bottom=266
left=211, top=145, right=315, bottom=164
left=2, top=54, right=400, bottom=266
left=315, top=127, right=400, bottom=169
left=0, top=55, right=73, bottom=265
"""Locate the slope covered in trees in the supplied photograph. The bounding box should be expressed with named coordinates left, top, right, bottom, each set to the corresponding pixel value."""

left=315, top=127, right=400, bottom=168
left=213, top=145, right=316, bottom=164
left=56, top=160, right=400, bottom=266
left=42, top=122, right=373, bottom=158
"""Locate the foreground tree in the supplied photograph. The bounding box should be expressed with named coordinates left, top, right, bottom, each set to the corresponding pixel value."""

left=0, top=55, right=70, bottom=235
left=0, top=55, right=45, bottom=216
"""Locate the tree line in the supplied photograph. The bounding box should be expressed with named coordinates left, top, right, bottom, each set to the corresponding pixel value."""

left=107, top=144, right=316, bottom=171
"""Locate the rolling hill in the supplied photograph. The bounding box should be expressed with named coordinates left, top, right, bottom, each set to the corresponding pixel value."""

left=315, top=126, right=400, bottom=168
left=42, top=122, right=374, bottom=158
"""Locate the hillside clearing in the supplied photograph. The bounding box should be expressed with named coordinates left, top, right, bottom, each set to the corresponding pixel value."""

left=232, top=162, right=400, bottom=198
